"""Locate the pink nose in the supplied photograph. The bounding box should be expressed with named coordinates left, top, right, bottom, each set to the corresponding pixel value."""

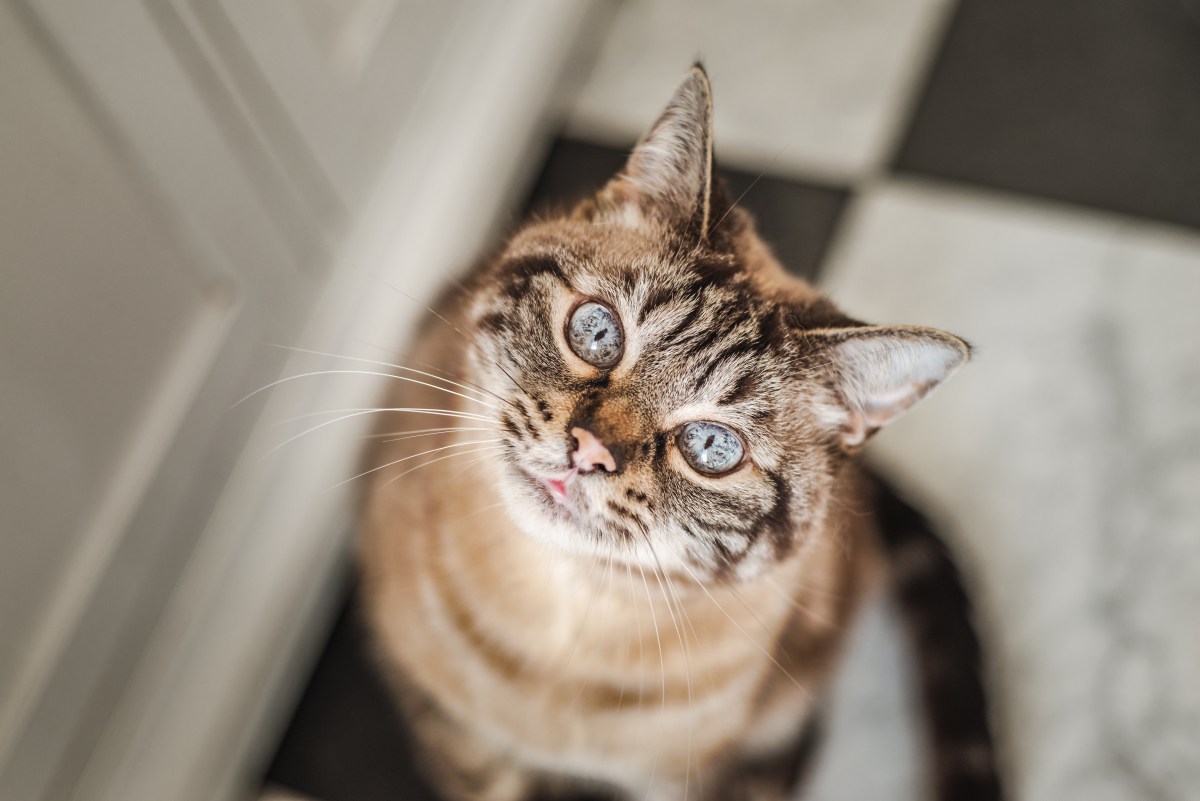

left=570, top=426, right=617, bottom=474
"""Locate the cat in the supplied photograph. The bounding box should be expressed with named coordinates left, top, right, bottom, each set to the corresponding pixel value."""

left=359, top=65, right=1001, bottom=801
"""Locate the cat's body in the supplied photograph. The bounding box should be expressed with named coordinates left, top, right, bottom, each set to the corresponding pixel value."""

left=360, top=306, right=879, bottom=801
left=360, top=67, right=999, bottom=801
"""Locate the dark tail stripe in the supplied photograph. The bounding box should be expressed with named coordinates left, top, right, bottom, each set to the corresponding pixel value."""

left=869, top=473, right=1004, bottom=801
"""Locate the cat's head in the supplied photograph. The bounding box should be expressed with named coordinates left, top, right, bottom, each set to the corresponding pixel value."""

left=465, top=66, right=967, bottom=581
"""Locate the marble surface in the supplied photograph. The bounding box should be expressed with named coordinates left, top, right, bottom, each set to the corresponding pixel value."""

left=815, top=180, right=1200, bottom=801
left=802, top=593, right=926, bottom=800
left=565, top=0, right=953, bottom=182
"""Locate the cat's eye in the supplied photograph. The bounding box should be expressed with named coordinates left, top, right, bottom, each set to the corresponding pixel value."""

left=677, top=421, right=744, bottom=475
left=566, top=301, right=623, bottom=368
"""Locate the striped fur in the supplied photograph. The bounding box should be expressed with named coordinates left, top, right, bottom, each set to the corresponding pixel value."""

left=359, top=65, right=1000, bottom=800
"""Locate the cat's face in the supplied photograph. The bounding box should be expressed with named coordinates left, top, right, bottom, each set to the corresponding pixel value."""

left=463, top=67, right=968, bottom=582
left=467, top=221, right=831, bottom=581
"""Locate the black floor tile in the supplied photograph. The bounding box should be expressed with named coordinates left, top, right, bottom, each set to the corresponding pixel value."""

left=896, top=0, right=1200, bottom=229
left=525, top=139, right=850, bottom=281
left=264, top=588, right=440, bottom=801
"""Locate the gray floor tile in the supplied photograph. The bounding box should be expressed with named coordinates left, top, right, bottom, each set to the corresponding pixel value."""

left=264, top=591, right=439, bottom=801
left=896, top=0, right=1200, bottom=229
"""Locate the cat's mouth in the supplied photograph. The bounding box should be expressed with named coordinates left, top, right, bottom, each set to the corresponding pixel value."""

left=519, top=466, right=578, bottom=512
left=543, top=476, right=570, bottom=501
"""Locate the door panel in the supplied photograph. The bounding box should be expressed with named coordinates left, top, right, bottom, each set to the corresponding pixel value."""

left=193, top=0, right=469, bottom=214
left=0, top=4, right=234, bottom=746
left=0, top=1, right=601, bottom=799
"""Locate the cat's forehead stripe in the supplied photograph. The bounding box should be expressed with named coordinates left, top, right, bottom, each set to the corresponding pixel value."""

left=636, top=284, right=676, bottom=324
left=690, top=338, right=766, bottom=394
left=498, top=255, right=572, bottom=300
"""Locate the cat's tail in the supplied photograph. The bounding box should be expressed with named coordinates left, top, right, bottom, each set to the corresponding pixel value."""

left=869, top=473, right=1004, bottom=801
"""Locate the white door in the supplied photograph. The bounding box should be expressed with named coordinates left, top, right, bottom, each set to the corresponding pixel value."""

left=0, top=2, right=597, bottom=800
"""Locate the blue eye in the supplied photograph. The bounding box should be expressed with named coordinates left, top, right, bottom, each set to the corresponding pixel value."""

left=567, top=301, right=623, bottom=368
left=677, top=422, right=744, bottom=475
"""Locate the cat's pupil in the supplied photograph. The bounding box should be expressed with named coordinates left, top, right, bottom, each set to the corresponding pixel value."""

left=593, top=329, right=607, bottom=343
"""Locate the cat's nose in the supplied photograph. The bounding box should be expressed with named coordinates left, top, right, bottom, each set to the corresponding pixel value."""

left=570, top=426, right=618, bottom=474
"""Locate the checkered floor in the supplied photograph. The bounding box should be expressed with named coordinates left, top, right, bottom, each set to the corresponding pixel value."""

left=265, top=2, right=1200, bottom=799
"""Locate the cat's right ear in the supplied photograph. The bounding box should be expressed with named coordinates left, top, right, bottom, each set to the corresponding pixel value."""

left=807, top=326, right=971, bottom=451
left=577, top=65, right=716, bottom=242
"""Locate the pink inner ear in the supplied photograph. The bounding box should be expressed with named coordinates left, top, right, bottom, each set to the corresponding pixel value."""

left=828, top=330, right=968, bottom=448
left=844, top=382, right=926, bottom=447
left=861, top=381, right=931, bottom=428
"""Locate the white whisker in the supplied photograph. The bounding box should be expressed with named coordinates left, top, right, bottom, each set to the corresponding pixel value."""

left=262, top=411, right=491, bottom=461
left=354, top=338, right=487, bottom=394
left=378, top=427, right=494, bottom=444
left=277, top=406, right=492, bottom=425
left=333, top=438, right=500, bottom=489
left=626, top=562, right=646, bottom=719
left=612, top=557, right=633, bottom=717
left=641, top=538, right=696, bottom=800
left=400, top=352, right=511, bottom=408
left=637, top=561, right=667, bottom=798
left=233, top=369, right=498, bottom=411
left=446, top=452, right=505, bottom=481
left=375, top=444, right=506, bottom=491
left=762, top=575, right=837, bottom=628
left=265, top=344, right=504, bottom=407
left=676, top=561, right=810, bottom=699
left=369, top=276, right=534, bottom=397
left=271, top=407, right=484, bottom=425
left=447, top=500, right=508, bottom=523
left=562, top=546, right=611, bottom=718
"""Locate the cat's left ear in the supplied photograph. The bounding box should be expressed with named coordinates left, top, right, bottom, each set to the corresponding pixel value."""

left=580, top=64, right=717, bottom=241
left=808, top=326, right=970, bottom=450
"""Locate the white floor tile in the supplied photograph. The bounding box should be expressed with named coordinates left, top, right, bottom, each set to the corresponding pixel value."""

left=801, top=592, right=926, bottom=801
left=819, top=180, right=1200, bottom=801
left=565, top=0, right=954, bottom=182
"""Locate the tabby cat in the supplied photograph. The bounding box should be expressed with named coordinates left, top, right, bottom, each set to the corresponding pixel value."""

left=360, top=65, right=1000, bottom=801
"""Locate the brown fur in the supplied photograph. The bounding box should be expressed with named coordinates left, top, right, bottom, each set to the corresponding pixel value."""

left=359, top=66, right=994, bottom=801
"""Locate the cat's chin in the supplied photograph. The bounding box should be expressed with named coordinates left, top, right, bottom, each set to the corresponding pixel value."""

left=495, top=466, right=640, bottom=570
left=496, top=466, right=726, bottom=581
left=497, top=468, right=592, bottom=551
